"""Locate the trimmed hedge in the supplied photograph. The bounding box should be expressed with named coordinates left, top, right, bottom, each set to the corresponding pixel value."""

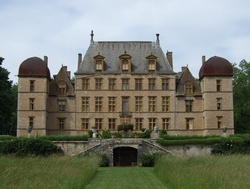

left=0, top=135, right=16, bottom=141
left=0, top=138, right=62, bottom=156
left=37, top=135, right=90, bottom=141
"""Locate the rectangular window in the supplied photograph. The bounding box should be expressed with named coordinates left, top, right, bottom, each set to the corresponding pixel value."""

left=108, top=118, right=116, bottom=130
left=186, top=100, right=193, bottom=112
left=82, top=118, right=89, bottom=130
left=122, top=59, right=129, bottom=70
left=149, top=60, right=155, bottom=71
left=82, top=97, right=89, bottom=112
left=162, top=78, right=169, bottom=90
left=95, top=97, right=103, bottom=112
left=58, top=82, right=67, bottom=95
left=29, top=98, right=35, bottom=110
left=148, top=78, right=155, bottom=90
left=217, top=98, right=222, bottom=110
left=162, top=96, right=169, bottom=112
left=58, top=118, right=65, bottom=130
left=29, top=117, right=34, bottom=128
left=135, top=96, right=143, bottom=112
left=185, top=83, right=193, bottom=95
left=135, top=79, right=142, bottom=90
left=149, top=118, right=156, bottom=130
left=82, top=78, right=89, bottom=90
left=122, top=97, right=129, bottom=116
left=108, top=97, right=116, bottom=112
left=216, top=80, right=221, bottom=92
left=135, top=118, right=143, bottom=130
left=148, top=96, right=156, bottom=112
left=96, top=60, right=102, bottom=71
left=122, top=78, right=129, bottom=90
left=30, top=80, right=35, bottom=92
left=217, top=116, right=223, bottom=129
left=109, top=79, right=116, bottom=90
left=162, top=118, right=170, bottom=130
left=95, top=118, right=103, bottom=130
left=95, top=78, right=102, bottom=90
left=186, top=118, right=194, bottom=130
left=58, top=100, right=66, bottom=112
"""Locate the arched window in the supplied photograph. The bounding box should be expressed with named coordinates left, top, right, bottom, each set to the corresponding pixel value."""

left=119, top=51, right=132, bottom=72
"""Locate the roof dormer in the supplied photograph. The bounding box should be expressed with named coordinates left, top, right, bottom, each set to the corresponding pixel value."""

left=119, top=50, right=132, bottom=73
left=146, top=53, right=157, bottom=73
left=93, top=53, right=105, bottom=73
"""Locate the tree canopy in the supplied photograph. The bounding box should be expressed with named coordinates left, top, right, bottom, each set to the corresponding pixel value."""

left=0, top=57, right=17, bottom=135
left=233, top=60, right=250, bottom=133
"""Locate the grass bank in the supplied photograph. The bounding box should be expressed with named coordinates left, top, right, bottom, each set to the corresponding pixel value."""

left=154, top=155, right=250, bottom=189
left=85, top=167, right=168, bottom=189
left=0, top=155, right=100, bottom=189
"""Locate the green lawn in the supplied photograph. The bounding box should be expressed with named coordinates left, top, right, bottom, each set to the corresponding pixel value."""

left=84, top=167, right=168, bottom=189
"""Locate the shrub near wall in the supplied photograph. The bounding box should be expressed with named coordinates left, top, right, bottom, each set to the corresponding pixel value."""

left=0, top=138, right=62, bottom=156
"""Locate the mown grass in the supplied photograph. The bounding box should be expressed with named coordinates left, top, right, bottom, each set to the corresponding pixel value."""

left=0, top=155, right=100, bottom=189
left=154, top=155, right=250, bottom=189
left=85, top=167, right=168, bottom=189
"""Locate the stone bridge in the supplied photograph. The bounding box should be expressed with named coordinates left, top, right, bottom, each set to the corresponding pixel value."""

left=53, top=138, right=212, bottom=166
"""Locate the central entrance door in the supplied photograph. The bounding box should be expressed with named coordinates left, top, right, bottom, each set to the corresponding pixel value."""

left=113, top=147, right=137, bottom=166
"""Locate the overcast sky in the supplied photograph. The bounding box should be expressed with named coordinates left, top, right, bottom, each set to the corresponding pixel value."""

left=1, top=0, right=250, bottom=83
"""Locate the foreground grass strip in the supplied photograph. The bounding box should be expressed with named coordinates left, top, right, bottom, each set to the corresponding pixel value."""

left=84, top=167, right=168, bottom=189
left=154, top=155, right=250, bottom=189
left=0, top=156, right=100, bottom=189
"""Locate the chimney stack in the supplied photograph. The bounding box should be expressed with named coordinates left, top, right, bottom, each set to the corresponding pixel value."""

left=44, top=56, right=48, bottom=66
left=78, top=53, right=82, bottom=69
left=202, top=55, right=206, bottom=65
left=156, top=33, right=160, bottom=45
left=166, top=51, right=173, bottom=68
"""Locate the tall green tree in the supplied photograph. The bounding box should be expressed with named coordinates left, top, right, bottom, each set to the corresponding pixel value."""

left=0, top=57, right=16, bottom=135
left=233, top=60, right=250, bottom=133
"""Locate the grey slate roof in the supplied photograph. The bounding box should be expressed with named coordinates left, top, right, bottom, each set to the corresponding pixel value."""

left=77, top=41, right=174, bottom=74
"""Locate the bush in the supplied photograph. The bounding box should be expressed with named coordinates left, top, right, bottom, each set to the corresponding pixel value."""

left=140, top=130, right=151, bottom=138
left=141, top=152, right=165, bottom=167
left=99, top=153, right=109, bottom=167
left=38, top=135, right=89, bottom=141
left=211, top=137, right=250, bottom=155
left=102, top=130, right=112, bottom=139
left=117, top=123, right=134, bottom=132
left=0, top=135, right=16, bottom=141
left=112, top=132, right=122, bottom=138
left=157, top=137, right=223, bottom=146
left=0, top=138, right=62, bottom=156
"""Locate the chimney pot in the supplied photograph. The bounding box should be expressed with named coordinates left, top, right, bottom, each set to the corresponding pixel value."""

left=202, top=55, right=206, bottom=65
left=166, top=51, right=173, bottom=69
left=44, top=56, right=48, bottom=66
left=156, top=33, right=160, bottom=45
left=78, top=53, right=82, bottom=69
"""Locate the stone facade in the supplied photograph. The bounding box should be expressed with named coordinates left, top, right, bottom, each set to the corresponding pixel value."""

left=17, top=32, right=234, bottom=137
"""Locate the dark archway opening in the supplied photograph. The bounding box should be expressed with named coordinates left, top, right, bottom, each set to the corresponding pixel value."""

left=113, top=147, right=138, bottom=166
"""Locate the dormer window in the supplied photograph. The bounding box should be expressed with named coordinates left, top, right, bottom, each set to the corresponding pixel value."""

left=122, top=59, right=129, bottom=70
left=146, top=53, right=157, bottom=73
left=93, top=53, right=105, bottom=72
left=58, top=81, right=67, bottom=95
left=96, top=60, right=102, bottom=70
left=184, top=82, right=193, bottom=95
left=119, top=51, right=132, bottom=72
